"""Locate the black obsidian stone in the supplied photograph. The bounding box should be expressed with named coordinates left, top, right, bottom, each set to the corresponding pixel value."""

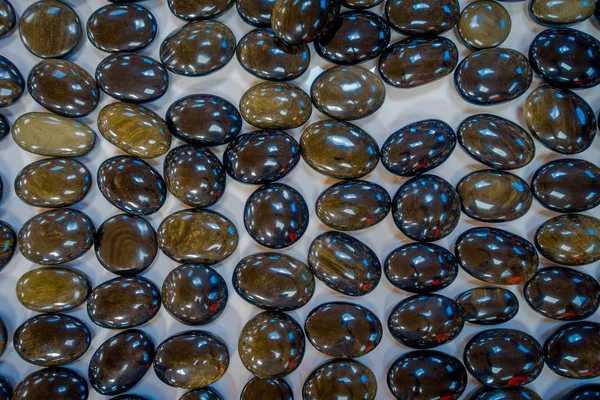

left=303, top=359, right=377, bottom=400
left=385, top=0, right=460, bottom=36
left=559, top=384, right=600, bottom=400
left=544, top=321, right=600, bottom=379
left=241, top=378, right=292, bottom=400
left=469, top=386, right=542, bottom=400
left=457, top=287, right=519, bottom=325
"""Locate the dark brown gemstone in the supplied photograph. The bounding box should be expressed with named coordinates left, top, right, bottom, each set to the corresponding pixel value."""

left=0, top=55, right=23, bottom=107
left=343, top=0, right=380, bottom=8
left=168, top=0, right=234, bottom=20
left=456, top=287, right=519, bottom=325
left=304, top=359, right=377, bottom=400
left=236, top=0, right=276, bottom=26
left=241, top=378, right=293, bottom=400
left=530, top=0, right=595, bottom=25
left=470, top=386, right=542, bottom=400
left=457, top=0, right=511, bottom=49
left=0, top=221, right=16, bottom=271
left=0, top=113, right=8, bottom=139
left=544, top=322, right=600, bottom=379
left=0, top=0, right=15, bottom=39
left=0, top=317, right=6, bottom=358
left=385, top=0, right=459, bottom=36
left=271, top=0, right=340, bottom=45
left=0, top=376, right=9, bottom=400
left=13, top=368, right=88, bottom=400
left=180, top=388, right=224, bottom=400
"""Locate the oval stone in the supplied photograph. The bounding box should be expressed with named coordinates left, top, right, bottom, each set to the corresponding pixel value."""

left=0, top=113, right=8, bottom=139
left=160, top=21, right=236, bottom=76
left=0, top=0, right=15, bottom=39
left=27, top=59, right=99, bottom=118
left=241, top=378, right=292, bottom=400
left=168, top=0, right=234, bottom=20
left=15, top=158, right=91, bottom=208
left=454, top=48, right=532, bottom=105
left=240, top=82, right=311, bottom=130
left=16, top=267, right=90, bottom=312
left=308, top=231, right=381, bottom=296
left=0, top=55, right=24, bottom=107
left=233, top=252, right=315, bottom=311
left=530, top=0, right=595, bottom=26
left=237, top=0, right=276, bottom=26
left=181, top=388, right=224, bottom=400
left=14, top=313, right=91, bottom=367
left=457, top=0, right=511, bottom=49
left=14, top=368, right=88, bottom=400
left=271, top=0, right=340, bottom=45
left=303, top=359, right=377, bottom=400
left=18, top=209, right=95, bottom=265
left=87, top=276, right=160, bottom=329
left=385, top=0, right=459, bottom=36
left=456, top=287, right=519, bottom=325
left=456, top=227, right=539, bottom=285
left=0, top=221, right=16, bottom=271
left=157, top=209, right=239, bottom=264
left=559, top=385, right=600, bottom=400
left=470, top=386, right=542, bottom=400
left=544, top=322, right=600, bottom=379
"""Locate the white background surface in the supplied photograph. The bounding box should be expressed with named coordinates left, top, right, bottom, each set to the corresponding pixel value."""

left=0, top=0, right=599, bottom=398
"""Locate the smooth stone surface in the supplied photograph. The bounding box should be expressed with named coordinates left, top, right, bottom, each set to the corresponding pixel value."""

left=164, top=145, right=225, bottom=208
left=168, top=0, right=234, bottom=20
left=535, top=214, right=600, bottom=266
left=343, top=0, right=381, bottom=9
left=0, top=0, right=15, bottom=39
left=458, top=0, right=511, bottom=49
left=530, top=0, right=595, bottom=26
left=240, top=82, right=311, bottom=130
left=13, top=368, right=88, bottom=400
left=311, top=65, right=385, bottom=120
left=98, top=156, right=166, bottom=215
left=271, top=0, right=340, bottom=45
left=316, top=180, right=391, bottom=231
left=87, top=276, right=160, bottom=329
left=524, top=86, right=596, bottom=154
left=469, top=387, right=542, bottom=400
left=303, top=359, right=377, bottom=400
left=392, top=174, right=460, bottom=241
left=160, top=21, right=236, bottom=76
left=162, top=264, right=228, bottom=325
left=454, top=48, right=532, bottom=106
left=237, top=0, right=276, bottom=26
left=154, top=331, right=229, bottom=389
left=14, top=313, right=91, bottom=367
left=12, top=112, right=96, bottom=157
left=237, top=28, right=310, bottom=81
left=387, top=350, right=467, bottom=400
left=241, top=378, right=293, bottom=400
left=0, top=221, right=15, bottom=271
left=456, top=227, right=539, bottom=285
left=17, top=267, right=90, bottom=312
left=15, top=158, right=91, bottom=208
left=238, top=311, right=304, bottom=379
left=89, top=330, right=154, bottom=396
left=19, top=0, right=82, bottom=58
left=233, top=252, right=315, bottom=311
left=166, top=94, right=242, bottom=146
left=157, top=209, right=238, bottom=264
left=544, top=322, right=600, bottom=379
left=0, top=318, right=5, bottom=358
left=456, top=287, right=519, bottom=325
left=385, top=0, right=459, bottom=36
left=559, top=385, right=600, bottom=400
left=300, top=120, right=379, bottom=179
left=0, top=113, right=8, bottom=139
left=308, top=231, right=381, bottom=296
left=0, top=55, right=23, bottom=107
left=457, top=114, right=535, bottom=170
left=95, top=214, right=157, bottom=276
left=305, top=302, right=382, bottom=358
left=27, top=59, right=99, bottom=118
left=180, top=388, right=224, bottom=400
left=381, top=119, right=456, bottom=175
left=18, top=209, right=95, bottom=265
left=244, top=183, right=309, bottom=249
left=0, top=376, right=9, bottom=400
left=87, top=4, right=157, bottom=52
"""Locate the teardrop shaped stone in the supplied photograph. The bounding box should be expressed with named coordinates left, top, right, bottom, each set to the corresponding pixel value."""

left=470, top=386, right=542, bottom=400
left=14, top=313, right=91, bottom=367
left=28, top=59, right=99, bottom=118
left=0, top=55, right=24, bottom=107
left=381, top=119, right=456, bottom=175
left=535, top=214, right=600, bottom=266
left=454, top=48, right=532, bottom=105
left=456, top=287, right=519, bottom=325
left=14, top=368, right=88, bottom=400
left=0, top=376, right=9, bottom=400
left=378, top=37, right=458, bottom=88
left=456, top=227, right=539, bottom=285
left=0, top=221, right=16, bottom=271
left=181, top=388, right=224, bottom=400
left=89, top=330, right=154, bottom=396
left=385, top=0, right=459, bottom=36
left=16, top=267, right=90, bottom=312
left=98, top=156, right=167, bottom=215
left=239, top=311, right=305, bottom=379
left=300, top=119, right=379, bottom=179
left=87, top=4, right=157, bottom=52
left=530, top=0, right=594, bottom=26
left=160, top=21, right=236, bottom=77
left=18, top=208, right=95, bottom=265
left=457, top=0, right=511, bottom=49
left=392, top=175, right=461, bottom=241
left=240, top=82, right=311, bottom=130
left=271, top=0, right=340, bottom=45
left=457, top=114, right=535, bottom=170
left=303, top=359, right=377, bottom=400
left=311, top=65, right=385, bottom=120
left=88, top=276, right=160, bottom=329
left=544, top=321, right=600, bottom=379
left=237, top=0, right=276, bottom=27
left=168, top=0, right=234, bottom=20
left=0, top=0, right=15, bottom=39
left=233, top=252, right=315, bottom=311
left=154, top=331, right=229, bottom=389
left=237, top=28, right=310, bottom=81
left=305, top=302, right=382, bottom=357
left=15, top=158, right=91, bottom=208
left=0, top=113, right=8, bottom=139
left=308, top=231, right=381, bottom=296
left=12, top=112, right=96, bottom=157
left=157, top=209, right=239, bottom=264
left=242, top=378, right=292, bottom=400
left=164, top=145, right=225, bottom=208
left=559, top=385, right=600, bottom=400
left=524, top=86, right=596, bottom=154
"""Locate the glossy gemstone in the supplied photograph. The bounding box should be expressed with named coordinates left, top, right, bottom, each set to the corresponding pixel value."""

left=470, top=386, right=542, bottom=400
left=0, top=55, right=23, bottom=107
left=0, top=221, right=15, bottom=271
left=0, top=0, right=15, bottom=39
left=530, top=0, right=595, bottom=25
left=113, top=396, right=149, bottom=400
left=343, top=0, right=381, bottom=9
left=385, top=0, right=459, bottom=36
left=458, top=1, right=511, bottom=49
left=316, top=180, right=391, bottom=231
left=181, top=388, right=224, bottom=400
left=0, top=318, right=5, bottom=358
left=241, top=378, right=292, bottom=400
left=97, top=156, right=166, bottom=215
left=544, top=322, right=600, bottom=379
left=15, top=158, right=91, bottom=208
left=237, top=0, right=276, bottom=26
left=160, top=21, right=236, bottom=76
left=0, top=113, right=8, bottom=139
left=456, top=227, right=539, bottom=285
left=0, top=376, right=9, bottom=400
left=18, top=209, right=95, bottom=265
left=271, top=0, right=340, bottom=45
left=456, top=287, right=519, bottom=325
left=239, top=311, right=305, bottom=379
left=240, top=82, right=311, bottom=130
left=303, top=359, right=377, bottom=400
left=168, top=0, right=234, bottom=20
left=392, top=175, right=460, bottom=241
left=308, top=231, right=381, bottom=296
left=454, top=48, right=532, bottom=105
left=13, top=368, right=88, bottom=400
left=87, top=276, right=160, bottom=329
left=559, top=385, right=600, bottom=400
left=14, top=313, right=91, bottom=367
left=233, top=252, right=315, bottom=311
left=244, top=183, right=309, bottom=249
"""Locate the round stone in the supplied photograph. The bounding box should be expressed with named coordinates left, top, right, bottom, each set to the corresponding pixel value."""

left=458, top=0, right=511, bottom=49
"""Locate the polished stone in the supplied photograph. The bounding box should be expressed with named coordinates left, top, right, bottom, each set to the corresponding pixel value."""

left=303, top=359, right=377, bottom=400
left=458, top=1, right=511, bottom=49
left=470, top=387, right=542, bottom=400
left=0, top=114, right=8, bottom=139
left=0, top=221, right=15, bottom=271
left=0, top=55, right=23, bottom=107
left=343, top=0, right=381, bottom=9
left=17, top=267, right=90, bottom=312
left=0, top=318, right=5, bottom=358
left=271, top=0, right=340, bottom=45
left=385, top=0, right=459, bottom=36
left=180, top=388, right=224, bottom=400
left=0, top=0, right=15, bottom=39
left=112, top=396, right=149, bottom=400
left=456, top=287, right=519, bottom=325
left=544, top=322, right=600, bottom=379
left=530, top=0, right=595, bottom=25
left=241, top=378, right=293, bottom=400
left=168, top=0, right=234, bottom=20
left=559, top=385, right=600, bottom=400
left=13, top=368, right=88, bottom=400
left=0, top=376, right=9, bottom=400
left=237, top=0, right=276, bottom=26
